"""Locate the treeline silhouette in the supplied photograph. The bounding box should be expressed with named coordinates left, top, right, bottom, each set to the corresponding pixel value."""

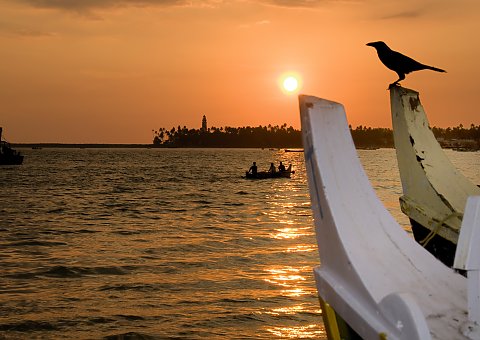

left=432, top=124, right=480, bottom=140
left=152, top=124, right=480, bottom=149
left=153, top=124, right=301, bottom=148
left=349, top=125, right=393, bottom=149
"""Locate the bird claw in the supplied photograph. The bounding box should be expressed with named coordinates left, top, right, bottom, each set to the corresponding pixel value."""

left=388, top=82, right=401, bottom=90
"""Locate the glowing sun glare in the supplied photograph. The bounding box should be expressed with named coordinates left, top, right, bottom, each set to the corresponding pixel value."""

left=283, top=76, right=298, bottom=92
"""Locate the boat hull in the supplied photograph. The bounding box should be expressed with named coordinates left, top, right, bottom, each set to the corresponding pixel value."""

left=0, top=154, right=23, bottom=165
left=410, top=218, right=457, bottom=268
left=244, top=170, right=292, bottom=179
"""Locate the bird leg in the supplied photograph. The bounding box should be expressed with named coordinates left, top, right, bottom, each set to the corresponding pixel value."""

left=388, top=72, right=405, bottom=89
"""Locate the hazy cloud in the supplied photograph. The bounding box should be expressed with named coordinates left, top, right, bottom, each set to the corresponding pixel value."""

left=18, top=0, right=198, bottom=11
left=367, top=0, right=477, bottom=21
left=12, top=28, right=57, bottom=37
left=379, top=9, right=424, bottom=20
left=15, top=0, right=463, bottom=17
left=0, top=21, right=56, bottom=38
left=262, top=0, right=325, bottom=7
left=17, top=0, right=329, bottom=12
left=237, top=19, right=271, bottom=29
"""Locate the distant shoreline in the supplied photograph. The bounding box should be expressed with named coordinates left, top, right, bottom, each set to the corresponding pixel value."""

left=13, top=143, right=155, bottom=149
left=12, top=144, right=400, bottom=151
left=12, top=142, right=478, bottom=151
left=13, top=144, right=308, bottom=149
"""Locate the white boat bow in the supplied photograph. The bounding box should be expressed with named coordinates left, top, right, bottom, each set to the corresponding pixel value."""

left=390, top=86, right=480, bottom=266
left=299, top=95, right=476, bottom=339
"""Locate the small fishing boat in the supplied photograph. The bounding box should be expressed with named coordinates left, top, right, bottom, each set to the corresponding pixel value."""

left=299, top=94, right=478, bottom=340
left=390, top=86, right=480, bottom=267
left=284, top=148, right=304, bottom=152
left=244, top=164, right=294, bottom=179
left=0, top=127, right=23, bottom=165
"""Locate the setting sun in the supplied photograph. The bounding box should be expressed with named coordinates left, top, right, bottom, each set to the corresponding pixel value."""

left=279, top=73, right=302, bottom=94
left=283, top=76, right=298, bottom=92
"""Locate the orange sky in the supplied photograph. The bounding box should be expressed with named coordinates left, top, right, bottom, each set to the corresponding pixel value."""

left=1, top=0, right=480, bottom=143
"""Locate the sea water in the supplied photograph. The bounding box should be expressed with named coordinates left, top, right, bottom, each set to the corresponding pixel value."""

left=0, top=148, right=478, bottom=339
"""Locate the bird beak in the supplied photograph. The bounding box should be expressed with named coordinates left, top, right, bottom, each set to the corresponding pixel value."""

left=366, top=42, right=373, bottom=46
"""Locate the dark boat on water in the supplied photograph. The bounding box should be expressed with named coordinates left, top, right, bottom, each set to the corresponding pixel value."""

left=245, top=164, right=294, bottom=179
left=0, top=127, right=24, bottom=165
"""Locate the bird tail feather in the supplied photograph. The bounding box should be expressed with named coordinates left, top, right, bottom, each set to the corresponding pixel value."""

left=426, top=65, right=446, bottom=73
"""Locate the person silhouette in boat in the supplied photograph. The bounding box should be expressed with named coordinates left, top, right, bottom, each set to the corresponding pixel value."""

left=248, top=162, right=258, bottom=176
left=268, top=162, right=276, bottom=174
left=278, top=161, right=286, bottom=172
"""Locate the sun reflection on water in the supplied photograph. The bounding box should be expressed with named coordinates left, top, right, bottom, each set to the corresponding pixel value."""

left=269, top=304, right=308, bottom=315
left=271, top=227, right=307, bottom=240
left=266, top=324, right=326, bottom=338
left=265, top=267, right=304, bottom=280
left=286, top=244, right=316, bottom=253
left=253, top=153, right=324, bottom=337
left=263, top=266, right=312, bottom=298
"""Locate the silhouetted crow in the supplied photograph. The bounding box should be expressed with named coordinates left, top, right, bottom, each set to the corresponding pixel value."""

left=366, top=41, right=446, bottom=87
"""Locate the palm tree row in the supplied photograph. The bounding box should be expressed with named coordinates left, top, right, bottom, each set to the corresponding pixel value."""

left=153, top=124, right=301, bottom=148
left=152, top=124, right=480, bottom=149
